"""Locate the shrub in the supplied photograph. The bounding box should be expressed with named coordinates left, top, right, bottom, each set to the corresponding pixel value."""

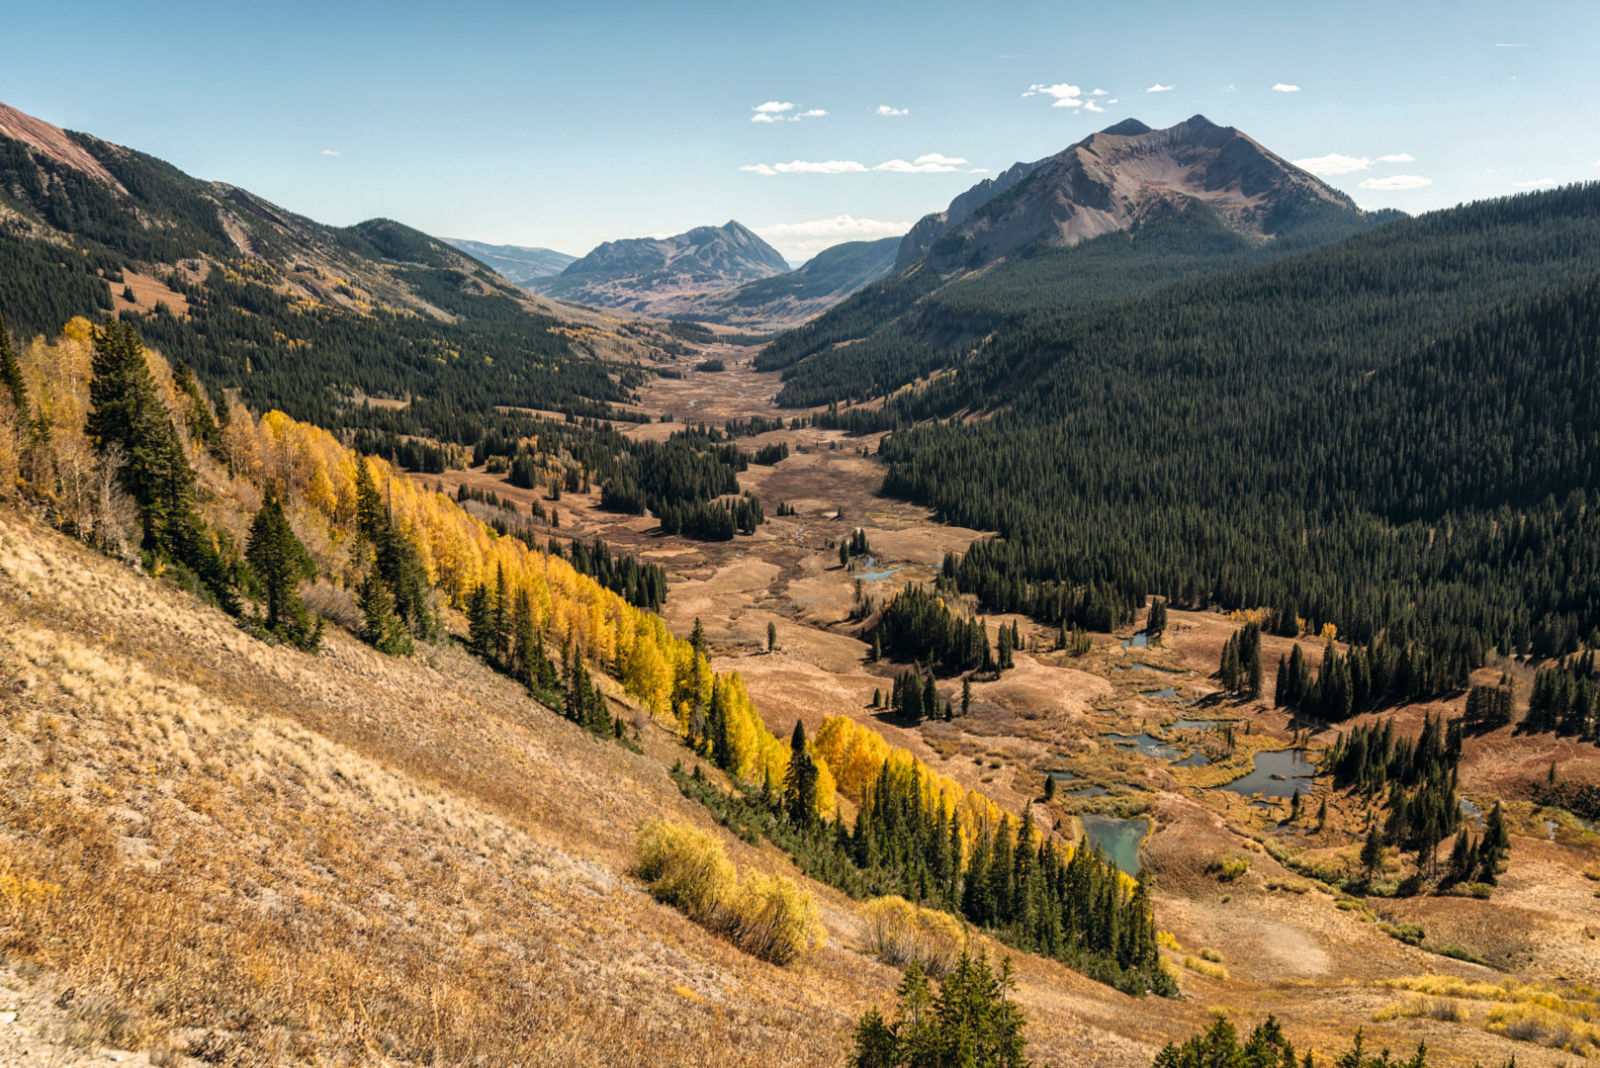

left=1378, top=921, right=1426, bottom=947
left=1155, top=930, right=1182, bottom=951
left=1182, top=955, right=1230, bottom=980
left=727, top=872, right=825, bottom=965
left=1208, top=853, right=1250, bottom=882
left=1430, top=944, right=1486, bottom=965
left=1374, top=995, right=1466, bottom=1023
left=635, top=818, right=825, bottom=965
left=1486, top=1004, right=1600, bottom=1056
left=863, top=895, right=966, bottom=977
left=636, top=818, right=736, bottom=918
left=1199, top=947, right=1224, bottom=963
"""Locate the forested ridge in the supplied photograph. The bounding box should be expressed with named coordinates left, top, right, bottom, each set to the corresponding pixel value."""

left=807, top=184, right=1600, bottom=671
left=0, top=125, right=647, bottom=443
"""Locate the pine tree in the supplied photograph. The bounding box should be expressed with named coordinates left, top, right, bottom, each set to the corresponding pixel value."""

left=767, top=620, right=778, bottom=653
left=357, top=552, right=412, bottom=655
left=1147, top=597, right=1168, bottom=637
left=1044, top=774, right=1057, bottom=801
left=245, top=493, right=318, bottom=649
left=961, top=675, right=972, bottom=717
left=1361, top=823, right=1385, bottom=882
left=783, top=720, right=819, bottom=828
left=0, top=310, right=26, bottom=414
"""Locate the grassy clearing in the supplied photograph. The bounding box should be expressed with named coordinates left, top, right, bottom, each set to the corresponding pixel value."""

left=1182, top=955, right=1230, bottom=981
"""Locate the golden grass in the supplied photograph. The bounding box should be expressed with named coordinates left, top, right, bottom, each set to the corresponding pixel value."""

left=1380, top=975, right=1600, bottom=1057
left=1373, top=995, right=1467, bottom=1023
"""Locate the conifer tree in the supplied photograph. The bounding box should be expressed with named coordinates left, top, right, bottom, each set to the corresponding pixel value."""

left=0, top=310, right=26, bottom=415
left=783, top=720, right=819, bottom=829
left=245, top=493, right=318, bottom=649
left=357, top=551, right=412, bottom=655
left=768, top=620, right=777, bottom=653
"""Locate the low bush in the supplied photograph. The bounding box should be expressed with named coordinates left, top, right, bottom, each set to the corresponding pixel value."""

left=1182, top=955, right=1230, bottom=980
left=1374, top=995, right=1466, bottom=1023
left=1207, top=853, right=1250, bottom=882
left=635, top=818, right=825, bottom=966
left=863, top=895, right=966, bottom=977
left=1485, top=1004, right=1600, bottom=1056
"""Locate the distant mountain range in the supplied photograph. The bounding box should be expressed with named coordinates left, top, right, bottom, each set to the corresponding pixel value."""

left=441, top=238, right=577, bottom=285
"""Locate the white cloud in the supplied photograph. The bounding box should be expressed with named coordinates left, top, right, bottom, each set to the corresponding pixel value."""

left=797, top=109, right=827, bottom=118
left=1023, top=83, right=1083, bottom=108
left=1376, top=153, right=1415, bottom=163
left=1272, top=83, right=1301, bottom=93
left=1294, top=153, right=1374, bottom=175
left=875, top=104, right=909, bottom=117
left=1146, top=83, right=1175, bottom=93
left=1358, top=174, right=1433, bottom=190
left=1107, top=98, right=1119, bottom=104
left=1090, top=88, right=1108, bottom=96
left=740, top=153, right=984, bottom=176
left=1084, top=101, right=1104, bottom=113
left=754, top=214, right=911, bottom=259
left=1512, top=177, right=1558, bottom=188
left=320, top=149, right=340, bottom=157
left=875, top=153, right=969, bottom=173
left=751, top=101, right=795, bottom=122
left=774, top=159, right=869, bottom=174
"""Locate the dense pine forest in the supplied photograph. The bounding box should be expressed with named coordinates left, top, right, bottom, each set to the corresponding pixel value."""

left=777, top=185, right=1600, bottom=675
left=755, top=197, right=1386, bottom=407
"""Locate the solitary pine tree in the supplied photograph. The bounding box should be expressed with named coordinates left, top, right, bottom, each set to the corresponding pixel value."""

left=768, top=620, right=778, bottom=653
left=783, top=719, right=819, bottom=828
left=245, top=494, right=318, bottom=649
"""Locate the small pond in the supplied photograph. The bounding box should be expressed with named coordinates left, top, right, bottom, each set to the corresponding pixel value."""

left=1172, top=751, right=1211, bottom=768
left=1220, top=749, right=1317, bottom=799
left=1170, top=718, right=1216, bottom=731
left=1122, top=631, right=1150, bottom=649
left=1100, top=732, right=1182, bottom=760
left=1459, top=797, right=1484, bottom=827
left=1065, top=784, right=1108, bottom=798
left=1081, top=814, right=1148, bottom=876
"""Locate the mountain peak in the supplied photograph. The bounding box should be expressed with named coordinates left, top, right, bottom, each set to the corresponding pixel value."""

left=1099, top=118, right=1152, bottom=137
left=531, top=220, right=790, bottom=313
left=910, top=115, right=1362, bottom=272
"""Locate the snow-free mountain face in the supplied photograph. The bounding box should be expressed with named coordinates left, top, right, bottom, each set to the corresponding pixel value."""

left=906, top=115, right=1364, bottom=274
left=442, top=238, right=577, bottom=285
left=529, top=221, right=790, bottom=314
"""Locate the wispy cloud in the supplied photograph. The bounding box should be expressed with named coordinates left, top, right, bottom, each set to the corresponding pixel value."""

left=740, top=153, right=985, bottom=176
left=1358, top=174, right=1432, bottom=190
left=321, top=149, right=340, bottom=157
left=1090, top=88, right=1108, bottom=96
left=1512, top=177, right=1558, bottom=188
left=1376, top=153, right=1415, bottom=163
left=1145, top=83, right=1175, bottom=93
left=755, top=214, right=911, bottom=259
left=1022, top=82, right=1083, bottom=108
left=1084, top=101, right=1104, bottom=113
left=875, top=104, right=909, bottom=117
left=1272, top=83, right=1301, bottom=93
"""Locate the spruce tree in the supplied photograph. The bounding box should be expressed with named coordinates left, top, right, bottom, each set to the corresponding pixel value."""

left=357, top=554, right=412, bottom=656
left=0, top=310, right=26, bottom=414
left=245, top=493, right=318, bottom=649
left=783, top=720, right=818, bottom=828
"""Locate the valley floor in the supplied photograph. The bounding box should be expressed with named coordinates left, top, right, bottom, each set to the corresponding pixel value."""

left=0, top=345, right=1595, bottom=1066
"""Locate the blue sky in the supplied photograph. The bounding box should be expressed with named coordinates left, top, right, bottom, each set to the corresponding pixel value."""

left=4, top=0, right=1598, bottom=261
